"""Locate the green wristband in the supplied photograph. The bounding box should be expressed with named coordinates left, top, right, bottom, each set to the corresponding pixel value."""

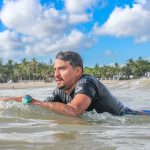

left=22, top=95, right=32, bottom=104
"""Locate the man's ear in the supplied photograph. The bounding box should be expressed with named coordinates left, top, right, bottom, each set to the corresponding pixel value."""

left=75, top=66, right=83, bottom=75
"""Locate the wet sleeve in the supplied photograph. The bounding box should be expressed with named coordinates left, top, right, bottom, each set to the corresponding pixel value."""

left=44, top=90, right=56, bottom=102
left=44, top=88, right=62, bottom=102
left=74, top=80, right=97, bottom=101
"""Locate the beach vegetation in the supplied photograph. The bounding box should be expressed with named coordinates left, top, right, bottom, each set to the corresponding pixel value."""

left=0, top=57, right=149, bottom=83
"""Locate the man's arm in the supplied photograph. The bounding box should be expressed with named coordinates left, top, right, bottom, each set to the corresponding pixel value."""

left=0, top=94, right=91, bottom=117
left=32, top=94, right=91, bottom=117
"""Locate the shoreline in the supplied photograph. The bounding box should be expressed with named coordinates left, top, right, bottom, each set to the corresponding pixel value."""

left=0, top=78, right=150, bottom=89
left=0, top=81, right=56, bottom=89
left=0, top=80, right=122, bottom=89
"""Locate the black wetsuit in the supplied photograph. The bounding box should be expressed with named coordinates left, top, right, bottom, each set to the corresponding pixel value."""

left=45, top=74, right=135, bottom=115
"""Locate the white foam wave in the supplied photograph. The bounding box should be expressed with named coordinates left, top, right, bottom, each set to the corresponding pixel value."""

left=108, top=78, right=150, bottom=90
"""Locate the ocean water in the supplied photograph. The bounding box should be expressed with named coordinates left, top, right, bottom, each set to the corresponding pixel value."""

left=0, top=79, right=150, bottom=150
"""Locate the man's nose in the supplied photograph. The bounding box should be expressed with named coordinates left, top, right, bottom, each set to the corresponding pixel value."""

left=54, top=69, right=59, bottom=77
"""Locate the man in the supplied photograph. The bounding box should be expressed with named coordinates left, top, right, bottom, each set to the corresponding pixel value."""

left=0, top=51, right=149, bottom=116
left=39, top=51, right=148, bottom=116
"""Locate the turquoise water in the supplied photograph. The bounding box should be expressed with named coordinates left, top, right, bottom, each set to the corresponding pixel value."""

left=0, top=79, right=150, bottom=150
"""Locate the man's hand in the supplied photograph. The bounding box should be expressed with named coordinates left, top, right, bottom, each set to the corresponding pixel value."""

left=22, top=95, right=33, bottom=104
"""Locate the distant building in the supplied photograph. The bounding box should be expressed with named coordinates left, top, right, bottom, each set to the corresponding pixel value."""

left=129, top=75, right=134, bottom=79
left=113, top=73, right=128, bottom=80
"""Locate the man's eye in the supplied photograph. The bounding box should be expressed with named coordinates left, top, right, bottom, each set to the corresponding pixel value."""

left=60, top=67, right=65, bottom=70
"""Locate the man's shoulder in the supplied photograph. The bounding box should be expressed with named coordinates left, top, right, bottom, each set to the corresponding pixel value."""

left=74, top=74, right=98, bottom=99
left=76, top=74, right=100, bottom=88
left=78, top=74, right=97, bottom=84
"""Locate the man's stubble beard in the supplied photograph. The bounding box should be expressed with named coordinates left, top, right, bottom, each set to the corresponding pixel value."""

left=57, top=85, right=65, bottom=90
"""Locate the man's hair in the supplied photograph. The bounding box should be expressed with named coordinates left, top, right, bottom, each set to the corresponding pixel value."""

left=56, top=51, right=83, bottom=70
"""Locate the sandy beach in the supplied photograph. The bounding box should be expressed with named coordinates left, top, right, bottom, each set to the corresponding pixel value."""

left=0, top=78, right=150, bottom=89
left=0, top=80, right=124, bottom=89
left=0, top=81, right=56, bottom=89
left=0, top=80, right=121, bottom=89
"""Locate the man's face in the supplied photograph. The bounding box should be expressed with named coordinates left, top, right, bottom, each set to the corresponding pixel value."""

left=54, top=59, right=81, bottom=91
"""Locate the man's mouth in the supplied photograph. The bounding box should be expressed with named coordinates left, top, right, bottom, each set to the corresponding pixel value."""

left=55, top=78, right=63, bottom=84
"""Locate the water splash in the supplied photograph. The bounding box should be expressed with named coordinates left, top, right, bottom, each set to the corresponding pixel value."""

left=81, top=111, right=127, bottom=125
left=0, top=101, right=54, bottom=120
left=81, top=110, right=150, bottom=126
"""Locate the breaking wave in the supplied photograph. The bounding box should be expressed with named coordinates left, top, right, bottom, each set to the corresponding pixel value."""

left=106, top=78, right=150, bottom=89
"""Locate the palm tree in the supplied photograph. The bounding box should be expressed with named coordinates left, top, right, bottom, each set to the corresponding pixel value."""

left=0, top=58, right=6, bottom=82
left=20, top=58, right=29, bottom=81
left=5, top=59, right=14, bottom=81
left=30, top=58, right=38, bottom=80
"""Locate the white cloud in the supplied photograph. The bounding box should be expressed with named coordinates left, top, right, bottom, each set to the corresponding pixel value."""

left=0, top=0, right=101, bottom=37
left=0, top=29, right=93, bottom=60
left=0, top=30, right=26, bottom=59
left=65, top=0, right=97, bottom=14
left=0, top=0, right=67, bottom=38
left=0, top=0, right=96, bottom=60
left=0, top=30, right=25, bottom=50
left=135, top=0, right=150, bottom=10
left=93, top=1, right=150, bottom=43
left=68, top=13, right=91, bottom=24
left=28, top=30, right=93, bottom=55
left=135, top=0, right=146, bottom=5
left=64, top=0, right=98, bottom=24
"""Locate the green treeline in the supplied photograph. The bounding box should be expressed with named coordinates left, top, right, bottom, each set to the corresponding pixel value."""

left=84, top=57, right=150, bottom=80
left=0, top=57, right=150, bottom=83
left=0, top=58, right=53, bottom=83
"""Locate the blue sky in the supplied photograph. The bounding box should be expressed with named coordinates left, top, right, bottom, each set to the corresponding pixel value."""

left=0, top=0, right=150, bottom=67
